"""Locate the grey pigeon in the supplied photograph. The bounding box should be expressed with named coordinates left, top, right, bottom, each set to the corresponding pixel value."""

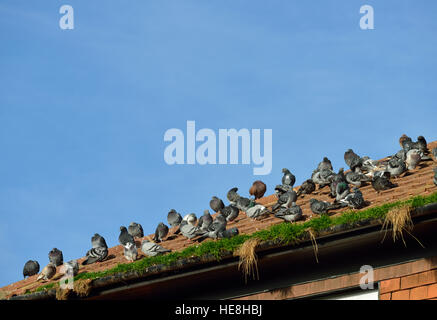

left=198, top=214, right=227, bottom=240
left=180, top=220, right=203, bottom=239
left=399, top=134, right=414, bottom=152
left=274, top=184, right=294, bottom=197
left=274, top=202, right=303, bottom=222
left=340, top=187, right=365, bottom=209
left=218, top=227, right=239, bottom=239
left=406, top=149, right=421, bottom=170
left=23, top=260, right=40, bottom=278
left=386, top=157, right=406, bottom=177
left=309, top=198, right=345, bottom=215
left=209, top=196, right=225, bottom=213
left=434, top=168, right=437, bottom=186
left=312, top=168, right=334, bottom=188
left=91, top=233, right=108, bottom=249
left=344, top=149, right=362, bottom=172
left=335, top=181, right=350, bottom=202
left=345, top=171, right=371, bottom=187
left=361, top=156, right=379, bottom=172
left=119, top=226, right=135, bottom=246
left=63, top=260, right=79, bottom=277
left=167, top=209, right=183, bottom=227
left=282, top=168, right=296, bottom=188
left=141, top=239, right=171, bottom=257
left=272, top=190, right=297, bottom=212
left=123, top=242, right=138, bottom=262
left=372, top=171, right=397, bottom=192
left=198, top=210, right=213, bottom=231
left=128, top=222, right=144, bottom=238
left=37, top=263, right=56, bottom=281
left=432, top=148, right=437, bottom=160
left=82, top=247, right=108, bottom=265
left=227, top=187, right=268, bottom=219
left=49, top=248, right=63, bottom=267
left=329, top=168, right=347, bottom=198
left=296, top=179, right=316, bottom=197
left=221, top=205, right=239, bottom=222
left=153, top=222, right=169, bottom=242
left=227, top=187, right=240, bottom=203
left=393, top=149, right=407, bottom=162
left=317, top=157, right=333, bottom=172
left=183, top=213, right=198, bottom=225
left=415, top=136, right=429, bottom=155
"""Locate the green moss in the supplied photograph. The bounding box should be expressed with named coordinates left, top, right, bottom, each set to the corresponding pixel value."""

left=31, top=191, right=437, bottom=295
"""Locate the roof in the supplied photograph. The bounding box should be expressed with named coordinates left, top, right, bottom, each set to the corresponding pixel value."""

left=1, top=140, right=437, bottom=300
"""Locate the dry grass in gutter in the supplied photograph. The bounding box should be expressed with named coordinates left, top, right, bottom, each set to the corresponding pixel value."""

left=381, top=204, right=424, bottom=248
left=73, top=279, right=93, bottom=298
left=234, top=238, right=261, bottom=283
left=306, top=228, right=319, bottom=263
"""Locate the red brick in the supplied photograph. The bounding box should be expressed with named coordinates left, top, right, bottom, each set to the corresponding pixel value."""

left=379, top=278, right=400, bottom=294
left=410, top=286, right=428, bottom=300
left=401, top=270, right=437, bottom=289
left=379, top=293, right=391, bottom=300
left=426, top=283, right=437, bottom=299
left=392, top=290, right=410, bottom=300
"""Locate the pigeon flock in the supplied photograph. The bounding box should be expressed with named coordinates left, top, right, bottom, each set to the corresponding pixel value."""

left=21, top=134, right=436, bottom=285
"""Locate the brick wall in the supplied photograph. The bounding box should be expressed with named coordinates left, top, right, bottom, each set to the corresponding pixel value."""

left=379, top=269, right=437, bottom=300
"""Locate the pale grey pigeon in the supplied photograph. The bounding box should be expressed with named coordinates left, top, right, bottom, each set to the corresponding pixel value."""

left=345, top=171, right=371, bottom=187
left=274, top=202, right=303, bottom=222
left=128, top=222, right=144, bottom=238
left=406, top=149, right=421, bottom=170
left=282, top=168, right=296, bottom=188
left=309, top=198, right=345, bottom=215
left=63, top=260, right=79, bottom=277
left=141, top=239, right=171, bottom=257
left=386, top=157, right=406, bottom=177
left=123, top=242, right=138, bottom=262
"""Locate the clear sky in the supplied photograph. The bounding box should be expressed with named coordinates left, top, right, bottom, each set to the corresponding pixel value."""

left=0, top=1, right=436, bottom=287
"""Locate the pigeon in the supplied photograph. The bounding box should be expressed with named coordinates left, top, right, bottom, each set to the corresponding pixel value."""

left=317, top=157, right=333, bottom=172
left=128, top=222, right=144, bottom=238
left=221, top=205, right=239, bottom=222
left=372, top=171, right=397, bottom=192
left=344, top=149, right=363, bottom=172
left=274, top=184, right=294, bottom=197
left=91, top=233, right=108, bottom=249
left=63, top=260, right=79, bottom=277
left=23, top=260, right=40, bottom=278
left=123, top=242, right=138, bottom=262
left=227, top=187, right=268, bottom=219
left=345, top=171, right=371, bottom=187
left=434, top=168, right=437, bottom=186
left=432, top=148, right=437, bottom=160
left=183, top=213, right=197, bottom=225
left=153, top=222, right=169, bottom=243
left=119, top=226, right=135, bottom=246
left=399, top=134, right=414, bottom=152
left=218, top=227, right=239, bottom=239
left=296, top=179, right=316, bottom=197
left=82, top=247, right=108, bottom=265
left=37, top=263, right=56, bottom=281
left=198, top=210, right=213, bottom=231
left=141, top=239, right=171, bottom=257
left=361, top=157, right=379, bottom=172
left=386, top=157, right=407, bottom=177
left=49, top=248, right=63, bottom=267
left=274, top=202, right=303, bottom=222
left=227, top=187, right=240, bottom=203
left=329, top=168, right=347, bottom=198
left=335, top=181, right=350, bottom=202
left=340, top=187, right=365, bottom=209
left=198, top=214, right=227, bottom=240
left=167, top=209, right=183, bottom=227
left=309, top=199, right=345, bottom=215
left=210, top=196, right=225, bottom=213
left=282, top=168, right=296, bottom=188
left=180, top=220, right=203, bottom=239
left=272, top=191, right=297, bottom=212
left=249, top=180, right=267, bottom=199
left=312, top=168, right=334, bottom=188
left=393, top=149, right=407, bottom=162
left=416, top=136, right=429, bottom=155
left=406, top=149, right=422, bottom=170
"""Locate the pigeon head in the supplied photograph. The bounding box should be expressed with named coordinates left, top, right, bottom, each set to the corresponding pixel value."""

left=120, top=226, right=127, bottom=232
left=282, top=168, right=290, bottom=174
left=323, top=157, right=329, bottom=162
left=169, top=209, right=176, bottom=214
left=417, top=136, right=426, bottom=143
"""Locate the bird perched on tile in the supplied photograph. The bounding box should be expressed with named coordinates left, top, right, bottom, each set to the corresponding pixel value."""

left=49, top=248, right=63, bottom=267
left=180, top=220, right=203, bottom=239
left=361, top=156, right=379, bottom=173
left=345, top=171, right=371, bottom=187
left=371, top=171, right=397, bottom=192
left=153, top=222, right=169, bottom=243
left=405, top=149, right=422, bottom=170
left=393, top=149, right=407, bottom=162
left=63, top=260, right=79, bottom=277
left=221, top=205, right=239, bottom=222
left=433, top=168, right=437, bottom=186
left=296, top=179, right=316, bottom=197
left=386, top=157, right=407, bottom=178
left=123, top=242, right=138, bottom=262
left=198, top=210, right=213, bottom=231
left=209, top=196, right=225, bottom=213
left=167, top=209, right=183, bottom=227
left=282, top=168, right=296, bottom=188
left=23, top=260, right=40, bottom=278
left=37, top=263, right=56, bottom=281
left=119, top=226, right=135, bottom=247
left=197, top=214, right=227, bottom=240
left=344, top=149, right=363, bottom=173
left=249, top=180, right=267, bottom=200
left=227, top=187, right=270, bottom=219
left=141, top=239, right=171, bottom=257
left=329, top=168, right=347, bottom=198
left=128, top=222, right=144, bottom=238
left=274, top=184, right=294, bottom=197
left=415, top=136, right=430, bottom=156
left=219, top=227, right=240, bottom=239
left=317, top=157, right=333, bottom=172
left=271, top=190, right=297, bottom=212
left=82, top=233, right=108, bottom=266
left=340, top=187, right=365, bottom=209
left=274, top=202, right=303, bottom=222
left=312, top=168, right=334, bottom=189
left=309, top=199, right=345, bottom=215
left=183, top=213, right=197, bottom=225
left=399, top=134, right=414, bottom=152
left=335, top=181, right=350, bottom=202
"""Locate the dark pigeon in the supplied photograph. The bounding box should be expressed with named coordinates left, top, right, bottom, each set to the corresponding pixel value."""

left=340, top=187, right=366, bottom=209
left=272, top=191, right=297, bottom=212
left=282, top=168, right=296, bottom=188
left=128, top=222, right=144, bottom=238
left=198, top=210, right=213, bottom=231
left=153, top=222, right=169, bottom=243
left=221, top=205, right=239, bottom=222
left=274, top=203, right=303, bottom=222
left=49, top=248, right=63, bottom=267
left=119, top=226, right=135, bottom=246
left=91, top=233, right=108, bottom=249
left=344, top=149, right=363, bottom=172
left=23, top=260, right=40, bottom=278
left=309, top=199, right=345, bottom=215
left=296, top=179, right=316, bottom=197
left=210, top=196, right=225, bottom=213
left=371, top=171, right=397, bottom=192
left=317, top=157, right=333, bottom=172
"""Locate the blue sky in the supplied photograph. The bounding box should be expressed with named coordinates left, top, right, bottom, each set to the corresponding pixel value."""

left=0, top=1, right=436, bottom=287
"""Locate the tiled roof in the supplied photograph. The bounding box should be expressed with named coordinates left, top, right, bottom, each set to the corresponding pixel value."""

left=1, top=141, right=437, bottom=299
